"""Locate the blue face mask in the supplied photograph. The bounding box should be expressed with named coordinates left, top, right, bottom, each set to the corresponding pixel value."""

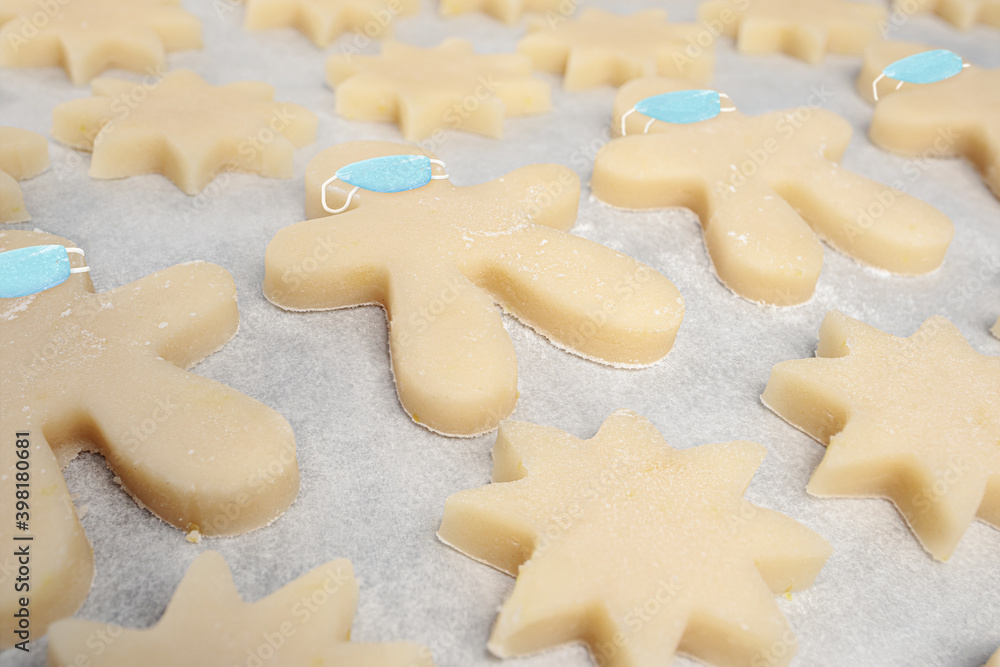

left=321, top=154, right=451, bottom=214
left=620, top=89, right=736, bottom=136
left=0, top=245, right=90, bottom=299
left=873, top=49, right=968, bottom=101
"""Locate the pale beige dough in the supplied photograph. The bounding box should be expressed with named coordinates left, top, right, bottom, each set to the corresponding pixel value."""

left=987, top=647, right=1000, bottom=667
left=856, top=40, right=1000, bottom=201
left=438, top=409, right=831, bottom=667
left=517, top=9, right=713, bottom=90
left=0, top=0, right=201, bottom=85
left=0, top=127, right=49, bottom=223
left=48, top=551, right=435, bottom=666
left=592, top=78, right=954, bottom=306
left=892, top=0, right=1000, bottom=28
left=0, top=230, right=299, bottom=648
left=699, top=0, right=885, bottom=63
left=439, top=0, right=563, bottom=24
left=244, top=0, right=418, bottom=47
left=264, top=141, right=684, bottom=437
left=326, top=39, right=551, bottom=141
left=993, top=316, right=1000, bottom=339
left=51, top=69, right=317, bottom=195
left=762, top=311, right=1000, bottom=561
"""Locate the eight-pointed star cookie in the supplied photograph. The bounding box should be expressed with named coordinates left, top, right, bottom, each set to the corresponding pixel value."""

left=51, top=69, right=317, bottom=195
left=438, top=409, right=831, bottom=667
left=762, top=311, right=1000, bottom=561
left=592, top=78, right=954, bottom=306
left=48, top=551, right=435, bottom=666
left=264, top=141, right=684, bottom=437
left=699, top=0, right=885, bottom=63
left=516, top=9, right=713, bottom=90
left=325, top=39, right=551, bottom=141
left=856, top=40, right=1000, bottom=201
left=244, top=0, right=419, bottom=47
left=0, top=0, right=201, bottom=85
left=0, top=126, right=49, bottom=223
left=0, top=230, right=298, bottom=647
left=892, top=0, right=1000, bottom=29
left=439, top=0, right=564, bottom=24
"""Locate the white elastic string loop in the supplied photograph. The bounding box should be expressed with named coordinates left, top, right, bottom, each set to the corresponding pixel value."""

left=65, top=247, right=90, bottom=273
left=429, top=158, right=450, bottom=180
left=620, top=108, right=636, bottom=136
left=872, top=72, right=885, bottom=102
left=718, top=92, right=736, bottom=113
left=321, top=174, right=359, bottom=215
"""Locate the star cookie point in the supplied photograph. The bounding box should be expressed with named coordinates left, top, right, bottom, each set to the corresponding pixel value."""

left=0, top=127, right=49, bottom=223
left=244, top=0, right=419, bottom=47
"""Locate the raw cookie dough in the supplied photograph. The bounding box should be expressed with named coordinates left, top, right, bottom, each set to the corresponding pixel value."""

left=438, top=409, right=831, bottom=667
left=987, top=647, right=1000, bottom=667
left=326, top=39, right=551, bottom=141
left=517, top=9, right=713, bottom=90
left=0, top=0, right=201, bottom=85
left=48, top=551, right=435, bottom=666
left=762, top=311, right=1000, bottom=561
left=856, top=40, right=1000, bottom=201
left=892, top=0, right=1000, bottom=29
left=593, top=78, right=954, bottom=306
left=51, top=69, right=317, bottom=195
left=439, top=0, right=563, bottom=24
left=244, top=0, right=418, bottom=47
left=699, top=0, right=886, bottom=63
left=264, top=141, right=684, bottom=437
left=993, top=316, right=1000, bottom=339
left=0, top=126, right=49, bottom=223
left=0, top=230, right=298, bottom=647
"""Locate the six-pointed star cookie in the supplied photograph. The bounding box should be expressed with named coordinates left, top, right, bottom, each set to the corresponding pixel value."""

left=264, top=141, right=684, bottom=437
left=51, top=69, right=317, bottom=195
left=244, top=0, right=419, bottom=47
left=438, top=410, right=831, bottom=667
left=0, top=0, right=201, bottom=85
left=0, top=230, right=298, bottom=647
left=48, top=551, right=435, bottom=666
left=699, top=0, right=885, bottom=63
left=0, top=126, right=48, bottom=223
left=892, top=0, right=1000, bottom=29
left=856, top=41, right=1000, bottom=201
left=762, top=311, right=1000, bottom=561
left=592, top=78, right=954, bottom=306
left=439, top=0, right=564, bottom=24
left=517, top=9, right=713, bottom=89
left=325, top=39, right=551, bottom=140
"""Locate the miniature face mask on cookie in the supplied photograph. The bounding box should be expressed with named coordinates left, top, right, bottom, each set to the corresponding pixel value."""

left=0, top=244, right=90, bottom=298
left=321, top=155, right=450, bottom=214
left=620, top=89, right=735, bottom=136
left=872, top=49, right=969, bottom=101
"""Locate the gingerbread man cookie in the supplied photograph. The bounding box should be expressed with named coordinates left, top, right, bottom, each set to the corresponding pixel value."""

left=0, top=127, right=49, bottom=223
left=439, top=410, right=831, bottom=667
left=439, top=0, right=563, bottom=24
left=517, top=9, right=713, bottom=90
left=264, top=141, right=684, bottom=437
left=326, top=39, right=551, bottom=141
left=244, top=0, right=419, bottom=47
left=593, top=78, right=954, bottom=306
left=0, top=231, right=298, bottom=648
left=857, top=41, right=1000, bottom=201
left=893, top=0, right=1000, bottom=29
left=0, top=0, right=201, bottom=85
left=763, top=311, right=1000, bottom=561
left=699, top=0, right=885, bottom=63
left=51, top=69, right=317, bottom=195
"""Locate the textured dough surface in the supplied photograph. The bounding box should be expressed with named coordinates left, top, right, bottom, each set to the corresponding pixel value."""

left=438, top=410, right=831, bottom=667
left=857, top=40, right=1000, bottom=201
left=0, top=126, right=48, bottom=223
left=762, top=311, right=1000, bottom=561
left=987, top=647, right=1000, bottom=667
left=244, top=0, right=418, bottom=47
left=47, top=551, right=435, bottom=666
left=51, top=69, right=317, bottom=195
left=0, top=230, right=299, bottom=647
left=592, top=78, right=954, bottom=306
left=0, top=0, right=201, bottom=85
left=699, top=0, right=885, bottom=63
left=438, top=0, right=563, bottom=24
left=892, top=0, right=1000, bottom=28
left=326, top=38, right=551, bottom=141
left=264, top=141, right=684, bottom=437
left=517, top=9, right=713, bottom=90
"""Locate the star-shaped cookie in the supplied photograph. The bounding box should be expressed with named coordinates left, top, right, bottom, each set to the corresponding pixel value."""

left=987, top=647, right=1000, bottom=667
left=438, top=410, right=831, bottom=667
left=517, top=9, right=713, bottom=89
left=592, top=78, right=954, bottom=306
left=993, top=316, right=1000, bottom=339
left=264, top=141, right=685, bottom=437
left=325, top=39, right=551, bottom=140
left=857, top=40, right=1000, bottom=201
left=244, top=0, right=419, bottom=47
left=762, top=311, right=1000, bottom=561
left=48, top=551, right=435, bottom=666
left=51, top=69, right=317, bottom=195
left=893, top=0, right=1000, bottom=29
left=699, top=0, right=885, bottom=63
left=0, top=0, right=201, bottom=85
left=0, top=230, right=298, bottom=647
left=439, top=0, right=564, bottom=24
left=0, top=126, right=48, bottom=223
